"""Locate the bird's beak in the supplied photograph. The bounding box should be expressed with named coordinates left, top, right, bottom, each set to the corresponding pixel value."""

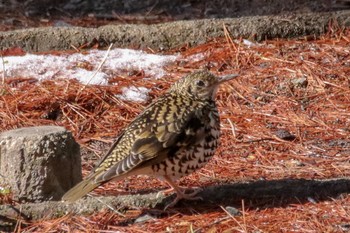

left=218, top=74, right=239, bottom=83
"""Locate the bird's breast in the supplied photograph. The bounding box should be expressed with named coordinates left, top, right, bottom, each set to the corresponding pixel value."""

left=151, top=104, right=221, bottom=180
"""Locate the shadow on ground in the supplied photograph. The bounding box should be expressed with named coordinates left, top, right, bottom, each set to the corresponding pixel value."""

left=133, top=178, right=350, bottom=222
left=1, top=178, right=349, bottom=230
left=196, top=178, right=350, bottom=208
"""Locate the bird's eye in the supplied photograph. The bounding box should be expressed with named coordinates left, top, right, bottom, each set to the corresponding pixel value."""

left=196, top=80, right=205, bottom=87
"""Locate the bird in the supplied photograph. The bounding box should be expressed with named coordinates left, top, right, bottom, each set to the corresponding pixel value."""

left=62, top=70, right=238, bottom=208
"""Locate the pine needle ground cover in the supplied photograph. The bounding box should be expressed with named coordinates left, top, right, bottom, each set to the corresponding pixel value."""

left=1, top=29, right=350, bottom=232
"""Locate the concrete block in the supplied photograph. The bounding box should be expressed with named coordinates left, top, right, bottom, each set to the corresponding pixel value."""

left=0, top=126, right=81, bottom=202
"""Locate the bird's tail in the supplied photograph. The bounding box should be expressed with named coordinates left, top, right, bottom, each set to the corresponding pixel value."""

left=61, top=177, right=102, bottom=202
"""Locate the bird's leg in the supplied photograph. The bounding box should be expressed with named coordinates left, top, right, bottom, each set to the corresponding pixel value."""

left=158, top=185, right=195, bottom=196
left=156, top=186, right=176, bottom=197
left=161, top=175, right=203, bottom=209
left=156, top=179, right=200, bottom=198
left=156, top=179, right=202, bottom=198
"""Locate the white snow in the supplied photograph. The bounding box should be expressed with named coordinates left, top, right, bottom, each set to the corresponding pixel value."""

left=1, top=48, right=178, bottom=85
left=117, top=86, right=150, bottom=102
left=185, top=53, right=206, bottom=62
left=242, top=39, right=256, bottom=47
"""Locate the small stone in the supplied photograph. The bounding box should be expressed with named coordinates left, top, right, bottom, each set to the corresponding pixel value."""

left=339, top=223, right=350, bottom=231
left=274, top=129, right=296, bottom=141
left=290, top=77, right=308, bottom=88
left=225, top=206, right=241, bottom=216
left=134, top=214, right=154, bottom=223
left=307, top=197, right=317, bottom=204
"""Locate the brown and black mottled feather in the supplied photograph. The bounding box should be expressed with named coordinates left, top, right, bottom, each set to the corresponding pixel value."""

left=62, top=71, right=238, bottom=203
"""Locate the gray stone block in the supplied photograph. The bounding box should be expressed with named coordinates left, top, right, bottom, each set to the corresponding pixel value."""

left=0, top=126, right=82, bottom=202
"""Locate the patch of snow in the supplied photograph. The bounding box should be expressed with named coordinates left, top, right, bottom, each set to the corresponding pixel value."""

left=242, top=39, right=256, bottom=47
left=102, top=49, right=176, bottom=79
left=117, top=86, right=150, bottom=102
left=1, top=49, right=178, bottom=85
left=185, top=53, right=206, bottom=62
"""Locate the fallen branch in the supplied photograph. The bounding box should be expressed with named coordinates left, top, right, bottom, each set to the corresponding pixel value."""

left=1, top=178, right=349, bottom=223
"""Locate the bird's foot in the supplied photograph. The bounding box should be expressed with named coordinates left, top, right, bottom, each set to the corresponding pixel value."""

left=156, top=186, right=202, bottom=198
left=183, top=187, right=203, bottom=197
left=156, top=187, right=175, bottom=198
left=164, top=187, right=203, bottom=210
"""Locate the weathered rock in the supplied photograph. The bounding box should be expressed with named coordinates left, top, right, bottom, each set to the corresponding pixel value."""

left=0, top=126, right=81, bottom=202
left=225, top=206, right=241, bottom=216
left=274, top=129, right=297, bottom=141
left=290, top=77, right=308, bottom=88
left=1, top=10, right=350, bottom=53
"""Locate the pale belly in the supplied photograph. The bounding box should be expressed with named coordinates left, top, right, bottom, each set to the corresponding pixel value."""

left=151, top=135, right=219, bottom=180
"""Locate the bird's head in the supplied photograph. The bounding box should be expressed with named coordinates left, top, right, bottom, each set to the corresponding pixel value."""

left=169, top=70, right=239, bottom=100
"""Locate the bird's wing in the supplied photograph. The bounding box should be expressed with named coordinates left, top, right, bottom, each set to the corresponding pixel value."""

left=94, top=96, right=207, bottom=183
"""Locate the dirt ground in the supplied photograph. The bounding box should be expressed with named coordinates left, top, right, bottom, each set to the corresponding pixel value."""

left=1, top=1, right=350, bottom=232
